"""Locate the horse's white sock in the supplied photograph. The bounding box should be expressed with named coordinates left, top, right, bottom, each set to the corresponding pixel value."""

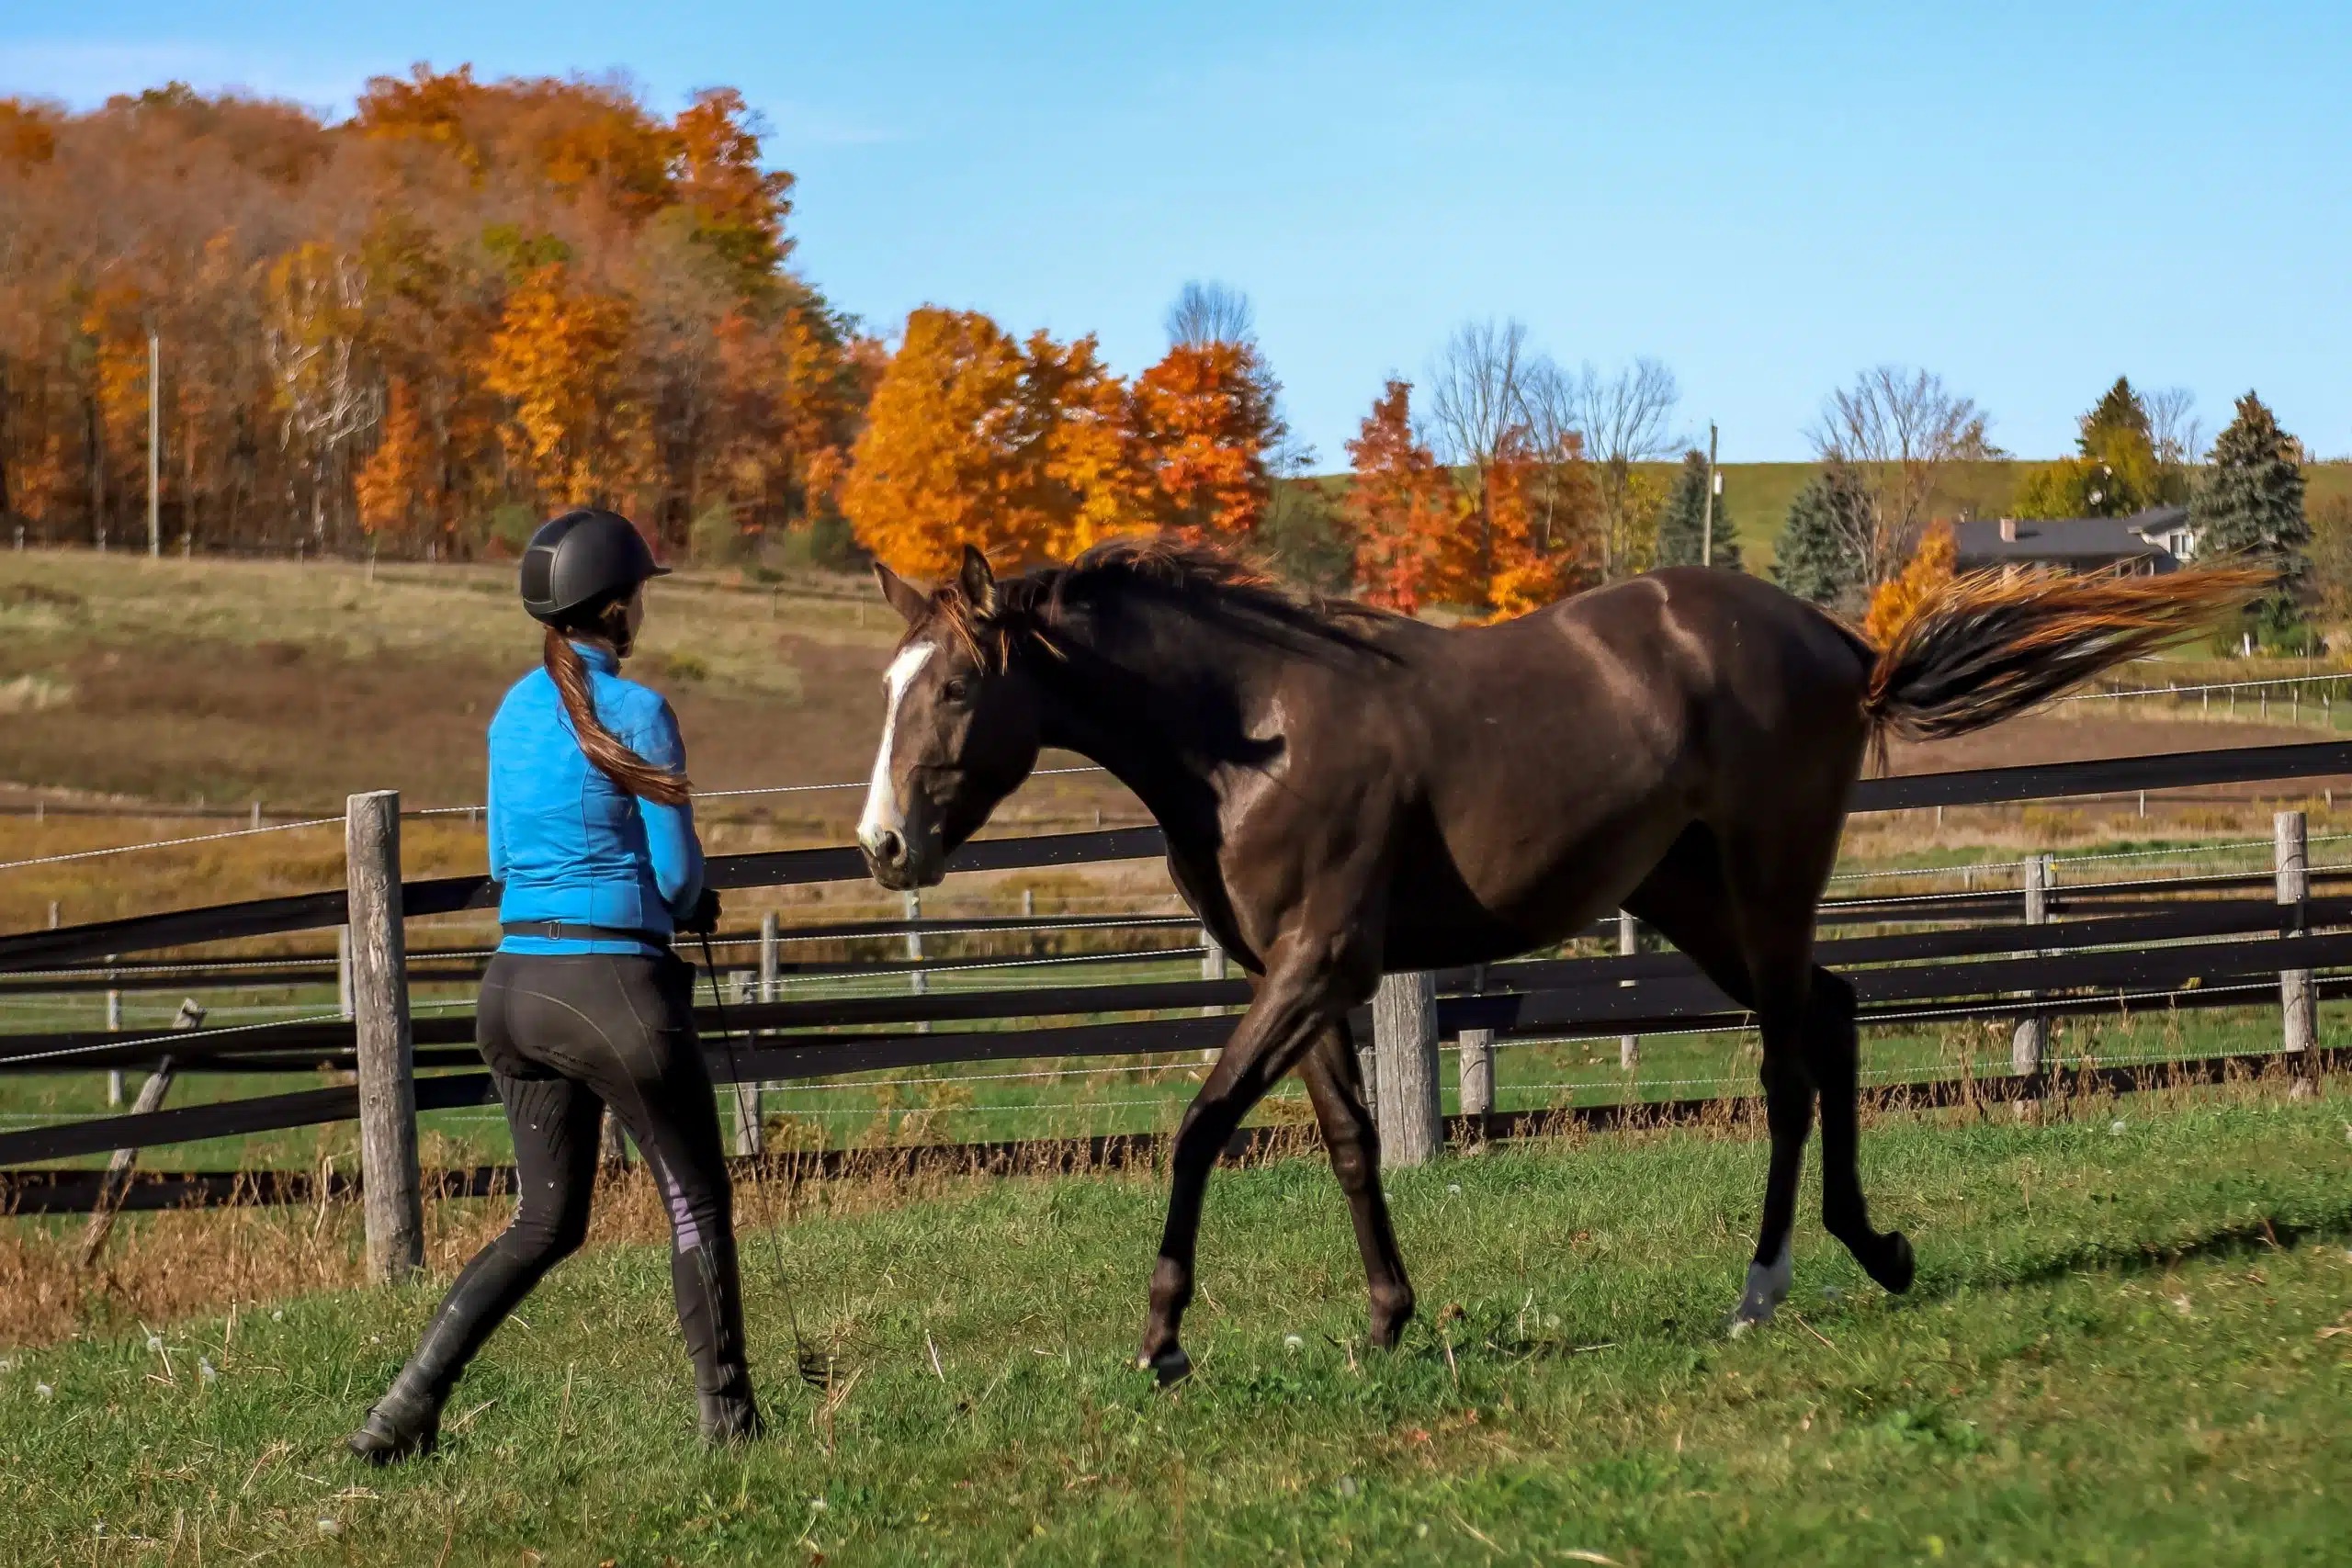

left=1729, top=1240, right=1792, bottom=1334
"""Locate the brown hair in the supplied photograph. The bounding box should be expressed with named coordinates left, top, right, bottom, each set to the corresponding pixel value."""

left=542, top=599, right=691, bottom=807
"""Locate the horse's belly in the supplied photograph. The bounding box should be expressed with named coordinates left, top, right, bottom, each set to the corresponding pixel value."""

left=1380, top=804, right=1686, bottom=971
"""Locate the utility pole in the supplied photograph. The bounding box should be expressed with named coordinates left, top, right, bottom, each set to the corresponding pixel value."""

left=1700, top=421, right=1719, bottom=568
left=146, top=331, right=161, bottom=558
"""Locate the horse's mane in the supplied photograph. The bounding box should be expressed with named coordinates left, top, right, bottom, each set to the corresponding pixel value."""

left=910, top=535, right=1398, bottom=669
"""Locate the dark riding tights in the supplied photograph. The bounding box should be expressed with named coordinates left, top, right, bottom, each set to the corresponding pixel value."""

left=377, top=952, right=750, bottom=1420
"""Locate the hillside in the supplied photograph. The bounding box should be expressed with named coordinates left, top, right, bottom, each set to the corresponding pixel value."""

left=1283, top=461, right=2352, bottom=578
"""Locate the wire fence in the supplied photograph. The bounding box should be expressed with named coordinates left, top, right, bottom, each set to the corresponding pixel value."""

left=3, top=738, right=2348, bottom=1205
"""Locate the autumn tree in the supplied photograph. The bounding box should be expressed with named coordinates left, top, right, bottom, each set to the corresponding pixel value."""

left=1131, top=338, right=1283, bottom=544
left=1025, top=329, right=1157, bottom=560
left=842, top=307, right=1032, bottom=578
left=1340, top=378, right=1464, bottom=613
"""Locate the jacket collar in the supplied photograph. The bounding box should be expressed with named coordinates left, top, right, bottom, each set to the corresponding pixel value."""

left=570, top=641, right=620, bottom=676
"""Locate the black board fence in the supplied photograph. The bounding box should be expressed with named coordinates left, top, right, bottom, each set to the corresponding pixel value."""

left=3, top=741, right=2348, bottom=1228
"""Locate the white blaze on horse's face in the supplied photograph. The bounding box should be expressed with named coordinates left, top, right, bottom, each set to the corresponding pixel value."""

left=858, top=641, right=935, bottom=870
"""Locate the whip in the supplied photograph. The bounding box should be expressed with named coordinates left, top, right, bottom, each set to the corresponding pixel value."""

left=696, top=928, right=832, bottom=1391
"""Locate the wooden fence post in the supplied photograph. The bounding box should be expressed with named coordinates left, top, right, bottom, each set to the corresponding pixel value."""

left=730, top=1077, right=764, bottom=1157
left=105, top=954, right=122, bottom=1107
left=759, top=910, right=780, bottom=1003
left=336, top=925, right=353, bottom=1021
left=1198, top=926, right=1227, bottom=1049
left=346, top=790, right=423, bottom=1283
left=1373, top=970, right=1441, bottom=1167
left=74, top=1001, right=203, bottom=1269
left=2277, top=810, right=2316, bottom=1085
left=2011, top=853, right=2051, bottom=1076
left=1457, top=1030, right=1495, bottom=1120
left=905, top=888, right=928, bottom=1032
left=1617, top=911, right=1640, bottom=1069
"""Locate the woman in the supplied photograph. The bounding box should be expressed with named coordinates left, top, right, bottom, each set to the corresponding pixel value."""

left=347, top=509, right=759, bottom=1462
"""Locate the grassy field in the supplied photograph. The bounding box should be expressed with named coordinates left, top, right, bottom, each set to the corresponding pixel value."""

left=2, top=1084, right=2346, bottom=1564
left=1616, top=460, right=2352, bottom=579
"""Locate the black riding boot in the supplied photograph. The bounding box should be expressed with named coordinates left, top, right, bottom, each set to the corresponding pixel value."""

left=346, top=1233, right=554, bottom=1464
left=673, top=1238, right=762, bottom=1445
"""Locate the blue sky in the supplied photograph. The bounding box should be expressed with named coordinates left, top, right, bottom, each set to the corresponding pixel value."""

left=6, top=3, right=2348, bottom=464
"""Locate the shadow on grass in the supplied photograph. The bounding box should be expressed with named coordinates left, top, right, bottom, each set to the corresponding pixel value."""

left=1917, top=1200, right=2352, bottom=1300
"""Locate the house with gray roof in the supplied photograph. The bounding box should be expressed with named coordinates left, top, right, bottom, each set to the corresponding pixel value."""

left=1951, top=504, right=2196, bottom=576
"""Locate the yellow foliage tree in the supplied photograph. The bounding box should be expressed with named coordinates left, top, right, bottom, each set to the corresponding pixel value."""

left=1864, top=520, right=1958, bottom=646
left=481, top=262, right=645, bottom=509
left=842, top=308, right=1032, bottom=578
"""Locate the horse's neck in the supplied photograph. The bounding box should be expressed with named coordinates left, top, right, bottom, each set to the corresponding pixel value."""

left=1029, top=599, right=1279, bottom=840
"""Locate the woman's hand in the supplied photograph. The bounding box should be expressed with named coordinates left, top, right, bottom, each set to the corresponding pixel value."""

left=678, top=886, right=722, bottom=936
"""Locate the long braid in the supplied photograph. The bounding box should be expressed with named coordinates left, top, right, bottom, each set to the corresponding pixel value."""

left=542, top=618, right=691, bottom=807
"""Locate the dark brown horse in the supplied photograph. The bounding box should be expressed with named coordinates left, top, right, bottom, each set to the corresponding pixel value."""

left=855, top=538, right=2254, bottom=1382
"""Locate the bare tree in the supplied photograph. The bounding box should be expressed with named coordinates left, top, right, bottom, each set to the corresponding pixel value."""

left=1808, top=365, right=1989, bottom=585
left=2147, top=386, right=2205, bottom=468
left=1573, top=357, right=1680, bottom=580
left=1521, top=356, right=1586, bottom=556
left=1166, top=280, right=1256, bottom=348
left=1426, top=318, right=1533, bottom=592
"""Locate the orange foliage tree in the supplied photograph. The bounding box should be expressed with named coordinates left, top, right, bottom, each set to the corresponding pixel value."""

left=1340, top=378, right=1467, bottom=613
left=1130, top=340, right=1284, bottom=545
left=1863, top=519, right=1959, bottom=645
left=844, top=308, right=1169, bottom=577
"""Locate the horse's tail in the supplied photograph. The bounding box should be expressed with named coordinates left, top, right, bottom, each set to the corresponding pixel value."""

left=1861, top=564, right=2267, bottom=749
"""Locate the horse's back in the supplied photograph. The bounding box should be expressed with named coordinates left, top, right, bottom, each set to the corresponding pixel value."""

left=1359, top=569, right=1878, bottom=962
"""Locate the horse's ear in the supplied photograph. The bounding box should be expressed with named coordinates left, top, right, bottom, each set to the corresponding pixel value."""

left=872, top=560, right=929, bottom=626
left=958, top=545, right=1000, bottom=617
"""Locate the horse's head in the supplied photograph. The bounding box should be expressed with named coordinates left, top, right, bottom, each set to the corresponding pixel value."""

left=858, top=547, right=1044, bottom=890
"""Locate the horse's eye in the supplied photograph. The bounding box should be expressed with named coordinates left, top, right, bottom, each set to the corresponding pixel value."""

left=943, top=678, right=969, bottom=702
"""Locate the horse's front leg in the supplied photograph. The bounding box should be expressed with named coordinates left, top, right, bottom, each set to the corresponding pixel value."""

left=1138, top=944, right=1373, bottom=1385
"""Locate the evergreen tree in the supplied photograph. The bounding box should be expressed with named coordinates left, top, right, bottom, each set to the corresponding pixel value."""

left=1653, top=448, right=1742, bottom=570
left=2079, top=376, right=2151, bottom=454
left=2190, top=390, right=2308, bottom=586
left=2016, top=376, right=2163, bottom=520
left=1773, top=461, right=1867, bottom=607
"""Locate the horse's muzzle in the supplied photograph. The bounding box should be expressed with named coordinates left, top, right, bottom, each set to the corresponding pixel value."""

left=859, top=828, right=944, bottom=891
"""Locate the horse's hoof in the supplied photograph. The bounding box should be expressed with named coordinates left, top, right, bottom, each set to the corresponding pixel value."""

left=1136, top=1346, right=1192, bottom=1387
left=1367, top=1303, right=1415, bottom=1352
left=1868, top=1231, right=1916, bottom=1294
left=1725, top=1244, right=1790, bottom=1336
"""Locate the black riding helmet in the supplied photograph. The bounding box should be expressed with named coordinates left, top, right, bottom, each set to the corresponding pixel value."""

left=518, top=509, right=670, bottom=626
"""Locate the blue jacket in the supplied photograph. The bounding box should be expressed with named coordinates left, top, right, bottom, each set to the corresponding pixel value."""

left=488, top=644, right=704, bottom=957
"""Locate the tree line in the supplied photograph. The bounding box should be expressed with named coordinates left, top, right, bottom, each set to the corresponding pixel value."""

left=0, top=73, right=2322, bottom=637
left=0, top=71, right=870, bottom=561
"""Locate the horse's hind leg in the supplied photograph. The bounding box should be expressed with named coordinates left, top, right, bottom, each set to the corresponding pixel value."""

left=1299, top=1020, right=1415, bottom=1348
left=1623, top=829, right=1804, bottom=1327
left=1627, top=822, right=1903, bottom=1328
left=1801, top=968, right=1913, bottom=1293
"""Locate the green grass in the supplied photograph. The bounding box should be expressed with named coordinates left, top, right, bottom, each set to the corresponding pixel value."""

left=6, top=1088, right=2348, bottom=1564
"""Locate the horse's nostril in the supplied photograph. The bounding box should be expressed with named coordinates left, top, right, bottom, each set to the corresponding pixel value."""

left=874, top=829, right=906, bottom=865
